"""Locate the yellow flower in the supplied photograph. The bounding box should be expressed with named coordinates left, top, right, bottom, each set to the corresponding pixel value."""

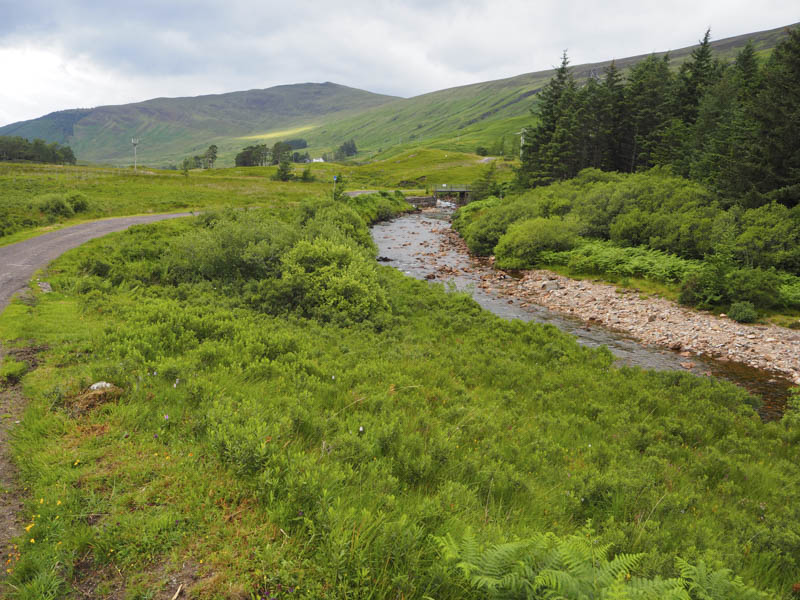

left=29, top=539, right=35, bottom=544
left=25, top=524, right=34, bottom=532
left=39, top=498, right=44, bottom=504
left=56, top=500, right=62, bottom=506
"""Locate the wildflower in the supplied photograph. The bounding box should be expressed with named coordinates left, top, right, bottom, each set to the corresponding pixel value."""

left=25, top=524, right=33, bottom=532
left=164, top=414, right=169, bottom=420
left=154, top=434, right=158, bottom=439
left=39, top=498, right=43, bottom=504
left=29, top=539, right=34, bottom=544
left=56, top=500, right=61, bottom=506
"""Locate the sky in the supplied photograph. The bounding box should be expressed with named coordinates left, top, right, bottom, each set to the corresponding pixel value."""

left=0, top=0, right=797, bottom=126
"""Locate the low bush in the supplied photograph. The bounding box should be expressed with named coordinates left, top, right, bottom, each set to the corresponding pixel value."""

left=729, top=301, right=759, bottom=323
left=37, top=193, right=74, bottom=219
left=494, top=217, right=579, bottom=269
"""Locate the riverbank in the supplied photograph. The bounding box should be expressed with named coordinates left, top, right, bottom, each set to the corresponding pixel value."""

left=434, top=222, right=800, bottom=386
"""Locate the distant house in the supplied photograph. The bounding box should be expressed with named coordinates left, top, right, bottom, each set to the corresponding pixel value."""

left=312, top=157, right=325, bottom=163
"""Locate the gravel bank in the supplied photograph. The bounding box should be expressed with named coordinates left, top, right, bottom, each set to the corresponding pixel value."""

left=438, top=227, right=800, bottom=386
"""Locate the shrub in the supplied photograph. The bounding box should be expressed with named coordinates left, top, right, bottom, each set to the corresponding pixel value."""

left=494, top=217, right=579, bottom=269
left=728, top=301, right=758, bottom=323
left=724, top=268, right=782, bottom=309
left=38, top=193, right=74, bottom=219
left=66, top=192, right=89, bottom=213
left=278, top=238, right=389, bottom=325
left=779, top=279, right=800, bottom=309
left=165, top=212, right=298, bottom=283
left=462, top=200, right=541, bottom=255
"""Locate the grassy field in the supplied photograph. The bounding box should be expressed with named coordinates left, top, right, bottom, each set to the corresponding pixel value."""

left=0, top=151, right=509, bottom=245
left=1, top=190, right=799, bottom=598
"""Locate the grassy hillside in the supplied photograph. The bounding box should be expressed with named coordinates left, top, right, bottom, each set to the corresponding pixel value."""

left=0, top=23, right=795, bottom=168
left=0, top=83, right=398, bottom=167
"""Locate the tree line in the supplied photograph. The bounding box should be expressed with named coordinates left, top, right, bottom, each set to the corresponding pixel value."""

left=0, top=136, right=77, bottom=165
left=235, top=139, right=310, bottom=167
left=517, top=27, right=800, bottom=209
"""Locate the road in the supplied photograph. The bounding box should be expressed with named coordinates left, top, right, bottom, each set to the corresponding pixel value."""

left=0, top=213, right=192, bottom=312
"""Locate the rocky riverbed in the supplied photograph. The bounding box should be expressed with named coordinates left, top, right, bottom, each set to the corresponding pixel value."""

left=433, top=224, right=800, bottom=387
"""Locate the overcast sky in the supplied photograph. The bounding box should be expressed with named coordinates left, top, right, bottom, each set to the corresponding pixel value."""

left=0, top=0, right=797, bottom=126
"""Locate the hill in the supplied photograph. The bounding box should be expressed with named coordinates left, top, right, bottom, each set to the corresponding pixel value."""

left=0, top=83, right=398, bottom=167
left=1, top=22, right=795, bottom=167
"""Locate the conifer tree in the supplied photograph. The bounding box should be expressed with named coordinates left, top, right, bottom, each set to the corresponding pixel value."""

left=748, top=27, right=800, bottom=206
left=624, top=54, right=676, bottom=170
left=677, top=29, right=717, bottom=123
left=602, top=61, right=628, bottom=171
left=517, top=52, right=580, bottom=186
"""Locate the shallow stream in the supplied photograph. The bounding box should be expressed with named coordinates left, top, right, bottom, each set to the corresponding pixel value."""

left=372, top=210, right=793, bottom=420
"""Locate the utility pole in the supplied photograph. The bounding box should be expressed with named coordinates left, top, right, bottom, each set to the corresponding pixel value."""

left=131, top=138, right=140, bottom=172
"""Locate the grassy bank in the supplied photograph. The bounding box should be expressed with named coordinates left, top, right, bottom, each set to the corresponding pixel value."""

left=2, top=192, right=799, bottom=598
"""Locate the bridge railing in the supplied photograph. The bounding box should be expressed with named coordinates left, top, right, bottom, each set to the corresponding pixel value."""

left=433, top=184, right=471, bottom=193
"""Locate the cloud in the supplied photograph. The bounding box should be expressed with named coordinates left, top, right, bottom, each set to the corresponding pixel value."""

left=0, top=0, right=797, bottom=125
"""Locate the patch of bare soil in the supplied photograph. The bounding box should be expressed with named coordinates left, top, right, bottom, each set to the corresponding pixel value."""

left=0, top=343, right=46, bottom=585
left=66, top=385, right=124, bottom=417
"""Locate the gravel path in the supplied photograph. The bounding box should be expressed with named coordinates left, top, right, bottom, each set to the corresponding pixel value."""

left=0, top=213, right=192, bottom=313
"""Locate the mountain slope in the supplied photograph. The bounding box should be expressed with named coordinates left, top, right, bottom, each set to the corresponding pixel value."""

left=305, top=22, right=797, bottom=158
left=0, top=83, right=399, bottom=166
left=1, top=22, right=795, bottom=166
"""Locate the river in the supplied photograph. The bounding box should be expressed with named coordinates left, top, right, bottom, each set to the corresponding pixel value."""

left=371, top=209, right=794, bottom=420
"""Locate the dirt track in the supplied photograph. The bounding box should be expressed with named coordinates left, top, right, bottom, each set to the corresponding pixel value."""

left=0, top=213, right=192, bottom=313
left=0, top=213, right=190, bottom=574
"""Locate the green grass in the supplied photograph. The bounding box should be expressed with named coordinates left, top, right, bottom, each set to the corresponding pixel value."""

left=1, top=195, right=799, bottom=598
left=0, top=153, right=504, bottom=244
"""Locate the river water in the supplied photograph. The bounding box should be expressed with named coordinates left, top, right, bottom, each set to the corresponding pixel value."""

left=371, top=209, right=793, bottom=419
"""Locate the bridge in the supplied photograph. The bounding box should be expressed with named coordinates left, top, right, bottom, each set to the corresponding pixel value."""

left=432, top=184, right=472, bottom=205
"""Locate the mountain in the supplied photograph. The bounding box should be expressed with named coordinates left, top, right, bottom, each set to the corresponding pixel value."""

left=1, top=23, right=795, bottom=167
left=0, top=83, right=399, bottom=166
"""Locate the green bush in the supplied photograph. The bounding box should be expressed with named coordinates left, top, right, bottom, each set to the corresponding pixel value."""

left=37, top=193, right=74, bottom=219
left=724, top=268, right=782, bottom=309
left=66, top=192, right=89, bottom=213
left=728, top=301, right=759, bottom=323
left=779, top=279, right=800, bottom=309
left=461, top=200, right=541, bottom=255
left=278, top=238, right=389, bottom=325
left=165, top=211, right=298, bottom=283
left=494, top=217, right=579, bottom=269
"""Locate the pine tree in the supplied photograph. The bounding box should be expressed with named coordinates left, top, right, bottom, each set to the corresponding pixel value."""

left=676, top=29, right=717, bottom=123
left=748, top=26, right=800, bottom=206
left=517, top=51, right=580, bottom=186
left=603, top=61, right=628, bottom=171
left=624, top=54, right=676, bottom=170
